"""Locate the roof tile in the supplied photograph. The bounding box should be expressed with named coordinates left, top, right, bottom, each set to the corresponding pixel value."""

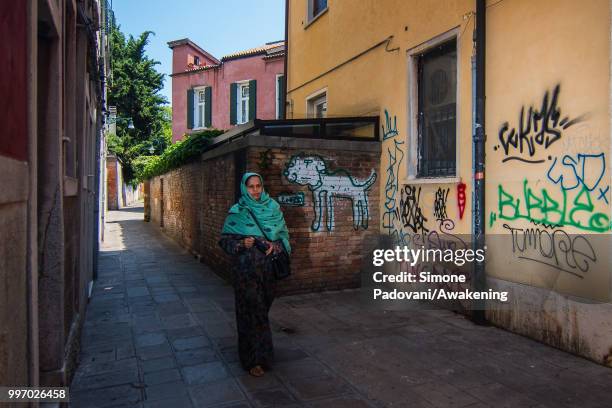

left=221, top=41, right=285, bottom=61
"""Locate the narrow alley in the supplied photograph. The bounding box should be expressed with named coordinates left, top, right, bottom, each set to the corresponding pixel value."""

left=4, top=2, right=612, bottom=406
left=70, top=205, right=612, bottom=408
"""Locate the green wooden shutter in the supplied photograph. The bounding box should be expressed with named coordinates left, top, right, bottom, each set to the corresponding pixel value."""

left=204, top=87, right=212, bottom=128
left=248, top=79, right=257, bottom=121
left=187, top=88, right=194, bottom=129
left=278, top=75, right=285, bottom=119
left=230, top=83, right=237, bottom=125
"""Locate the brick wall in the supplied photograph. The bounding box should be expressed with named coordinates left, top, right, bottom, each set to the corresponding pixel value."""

left=149, top=175, right=162, bottom=228
left=198, top=153, right=236, bottom=278
left=143, top=181, right=151, bottom=221
left=148, top=135, right=380, bottom=295
left=106, top=158, right=118, bottom=210
left=160, top=161, right=202, bottom=251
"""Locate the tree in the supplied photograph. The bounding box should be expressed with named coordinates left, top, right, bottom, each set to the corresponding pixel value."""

left=107, top=14, right=169, bottom=184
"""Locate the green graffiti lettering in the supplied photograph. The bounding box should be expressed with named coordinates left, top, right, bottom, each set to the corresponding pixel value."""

left=489, top=212, right=497, bottom=228
left=495, top=180, right=611, bottom=233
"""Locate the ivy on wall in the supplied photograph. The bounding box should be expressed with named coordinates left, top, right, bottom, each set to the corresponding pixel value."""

left=134, top=129, right=224, bottom=182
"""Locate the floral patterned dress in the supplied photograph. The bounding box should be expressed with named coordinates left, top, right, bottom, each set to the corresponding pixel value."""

left=218, top=234, right=284, bottom=371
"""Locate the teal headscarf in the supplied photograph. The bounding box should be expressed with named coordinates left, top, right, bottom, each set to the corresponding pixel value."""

left=221, top=172, right=291, bottom=253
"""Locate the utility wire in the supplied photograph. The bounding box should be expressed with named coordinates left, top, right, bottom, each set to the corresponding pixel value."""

left=287, top=35, right=395, bottom=94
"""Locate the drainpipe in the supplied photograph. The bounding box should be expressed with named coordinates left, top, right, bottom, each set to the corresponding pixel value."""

left=471, top=0, right=487, bottom=325
left=283, top=0, right=289, bottom=119
left=27, top=0, right=40, bottom=387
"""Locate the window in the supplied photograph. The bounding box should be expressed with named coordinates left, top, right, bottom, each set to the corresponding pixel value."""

left=193, top=55, right=200, bottom=66
left=315, top=98, right=327, bottom=118
left=407, top=32, right=458, bottom=180
left=230, top=80, right=256, bottom=125
left=307, top=0, right=328, bottom=22
left=313, top=0, right=327, bottom=17
left=276, top=74, right=285, bottom=119
left=417, top=39, right=456, bottom=177
left=187, top=86, right=211, bottom=130
left=194, top=87, right=206, bottom=128
left=307, top=91, right=327, bottom=118
left=237, top=82, right=250, bottom=124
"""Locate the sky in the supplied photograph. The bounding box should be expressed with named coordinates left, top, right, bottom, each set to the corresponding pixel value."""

left=111, top=0, right=285, bottom=104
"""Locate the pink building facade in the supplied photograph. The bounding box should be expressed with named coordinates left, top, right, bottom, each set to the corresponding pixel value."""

left=168, top=38, right=285, bottom=142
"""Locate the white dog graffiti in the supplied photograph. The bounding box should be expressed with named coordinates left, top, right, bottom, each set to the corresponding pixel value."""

left=283, top=154, right=377, bottom=231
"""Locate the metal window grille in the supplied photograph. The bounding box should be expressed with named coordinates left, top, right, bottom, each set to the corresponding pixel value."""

left=417, top=39, right=457, bottom=178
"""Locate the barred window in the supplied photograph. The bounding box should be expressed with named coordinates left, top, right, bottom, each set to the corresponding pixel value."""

left=417, top=39, right=457, bottom=178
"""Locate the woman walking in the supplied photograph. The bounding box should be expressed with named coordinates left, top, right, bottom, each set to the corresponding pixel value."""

left=218, top=172, right=291, bottom=377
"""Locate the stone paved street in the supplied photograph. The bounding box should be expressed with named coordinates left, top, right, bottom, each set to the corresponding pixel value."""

left=71, top=205, right=612, bottom=407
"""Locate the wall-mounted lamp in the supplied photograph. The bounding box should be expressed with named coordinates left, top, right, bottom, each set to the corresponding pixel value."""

left=148, top=138, right=163, bottom=155
left=106, top=107, right=134, bottom=130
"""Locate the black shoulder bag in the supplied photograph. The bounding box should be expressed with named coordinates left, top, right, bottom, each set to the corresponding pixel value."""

left=246, top=208, right=292, bottom=280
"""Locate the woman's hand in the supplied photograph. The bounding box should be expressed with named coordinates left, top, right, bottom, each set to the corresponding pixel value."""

left=243, top=237, right=255, bottom=248
left=265, top=242, right=274, bottom=256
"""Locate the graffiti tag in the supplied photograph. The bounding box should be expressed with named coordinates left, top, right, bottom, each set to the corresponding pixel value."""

left=382, top=109, right=399, bottom=140
left=495, top=84, right=583, bottom=163
left=492, top=180, right=611, bottom=233
left=381, top=110, right=406, bottom=243
left=400, top=185, right=429, bottom=234
left=284, top=154, right=376, bottom=231
left=547, top=153, right=608, bottom=204
left=433, top=188, right=449, bottom=221
left=383, top=140, right=405, bottom=241
left=502, top=223, right=596, bottom=279
left=277, top=192, right=305, bottom=207
left=457, top=182, right=467, bottom=219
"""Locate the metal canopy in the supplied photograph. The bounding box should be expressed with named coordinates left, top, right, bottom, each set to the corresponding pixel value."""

left=256, top=117, right=379, bottom=141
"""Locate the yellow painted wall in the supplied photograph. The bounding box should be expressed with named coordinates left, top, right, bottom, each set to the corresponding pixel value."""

left=288, top=0, right=611, bottom=298
left=287, top=0, right=475, bottom=246
left=287, top=0, right=612, bottom=364
left=485, top=0, right=611, bottom=301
